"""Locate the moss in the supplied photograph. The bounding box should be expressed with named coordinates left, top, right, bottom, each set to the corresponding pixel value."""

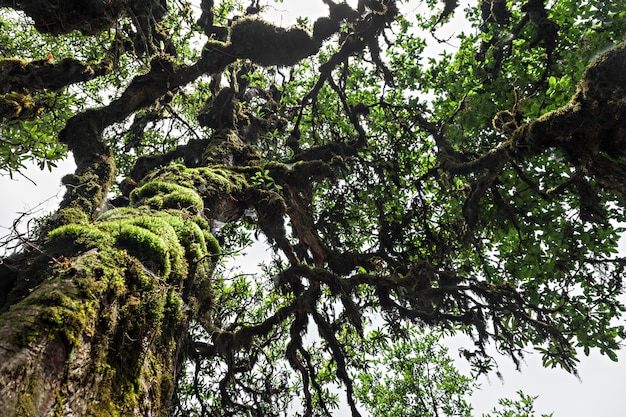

left=54, top=207, right=90, bottom=225
left=114, top=224, right=171, bottom=279
left=96, top=206, right=154, bottom=221
left=130, top=180, right=203, bottom=212
left=94, top=206, right=221, bottom=282
left=159, top=372, right=175, bottom=408
left=139, top=162, right=248, bottom=203
left=60, top=165, right=115, bottom=219
left=313, top=17, right=340, bottom=42
left=228, top=18, right=318, bottom=66
left=47, top=223, right=113, bottom=255
left=0, top=92, right=40, bottom=120
left=13, top=372, right=42, bottom=417
left=128, top=216, right=186, bottom=273
left=0, top=57, right=28, bottom=75
left=201, top=130, right=261, bottom=166
left=6, top=238, right=193, bottom=416
left=580, top=41, right=626, bottom=102
left=53, top=393, right=64, bottom=417
left=10, top=263, right=100, bottom=347
left=161, top=214, right=208, bottom=263
left=39, top=291, right=96, bottom=345
left=204, top=233, right=221, bottom=255
left=164, top=288, right=184, bottom=324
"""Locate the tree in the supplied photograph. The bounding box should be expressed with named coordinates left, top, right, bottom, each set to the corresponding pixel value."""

left=353, top=327, right=553, bottom=417
left=0, top=0, right=625, bottom=415
left=355, top=328, right=476, bottom=417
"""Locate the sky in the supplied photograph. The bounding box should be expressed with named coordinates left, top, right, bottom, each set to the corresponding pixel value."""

left=1, top=1, right=626, bottom=416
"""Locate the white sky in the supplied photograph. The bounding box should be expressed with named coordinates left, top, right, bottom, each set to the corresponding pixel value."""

left=1, top=1, right=625, bottom=416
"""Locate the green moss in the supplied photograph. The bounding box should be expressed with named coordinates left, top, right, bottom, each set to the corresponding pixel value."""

left=164, top=288, right=184, bottom=323
left=14, top=372, right=41, bottom=417
left=130, top=180, right=203, bottom=212
left=204, top=233, right=221, bottom=255
left=194, top=214, right=210, bottom=231
left=54, top=207, right=90, bottom=225
left=10, top=269, right=98, bottom=347
left=141, top=161, right=248, bottom=199
left=96, top=206, right=154, bottom=221
left=7, top=238, right=194, bottom=417
left=127, top=216, right=187, bottom=277
left=47, top=223, right=113, bottom=255
left=39, top=291, right=96, bottom=345
left=0, top=91, right=40, bottom=120
left=95, top=206, right=221, bottom=281
left=60, top=168, right=114, bottom=217
left=53, top=393, right=64, bottom=417
left=114, top=224, right=171, bottom=279
left=162, top=214, right=208, bottom=262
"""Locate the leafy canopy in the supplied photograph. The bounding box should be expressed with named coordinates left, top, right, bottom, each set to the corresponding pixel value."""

left=1, top=0, right=626, bottom=415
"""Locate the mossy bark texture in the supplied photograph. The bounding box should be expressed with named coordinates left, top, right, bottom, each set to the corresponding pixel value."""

left=0, top=163, right=235, bottom=416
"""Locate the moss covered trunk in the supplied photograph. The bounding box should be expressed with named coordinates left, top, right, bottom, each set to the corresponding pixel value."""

left=0, top=247, right=199, bottom=417
left=0, top=121, right=252, bottom=416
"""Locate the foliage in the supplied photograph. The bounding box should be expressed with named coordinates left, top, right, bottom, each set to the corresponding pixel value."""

left=353, top=327, right=553, bottom=417
left=355, top=328, right=475, bottom=417
left=482, top=391, right=553, bottom=417
left=1, top=0, right=626, bottom=416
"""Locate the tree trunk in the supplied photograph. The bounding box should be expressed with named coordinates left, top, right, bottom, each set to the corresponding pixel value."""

left=0, top=126, right=251, bottom=415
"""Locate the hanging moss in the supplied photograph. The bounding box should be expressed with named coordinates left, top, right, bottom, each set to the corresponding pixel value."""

left=0, top=92, right=41, bottom=120
left=228, top=18, right=319, bottom=66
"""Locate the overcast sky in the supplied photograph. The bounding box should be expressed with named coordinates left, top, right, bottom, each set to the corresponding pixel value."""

left=1, top=1, right=625, bottom=416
